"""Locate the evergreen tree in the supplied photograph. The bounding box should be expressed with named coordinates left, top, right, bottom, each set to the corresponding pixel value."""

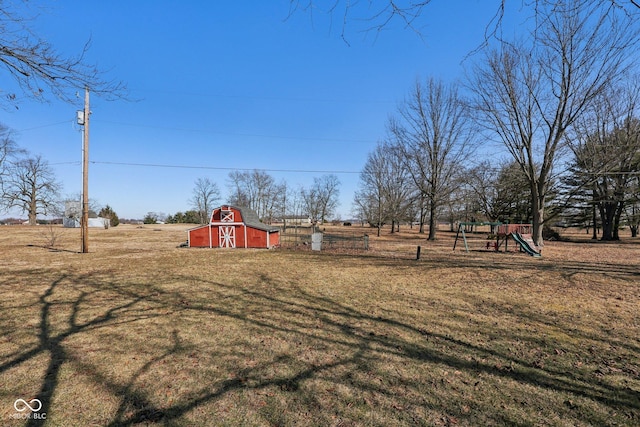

left=99, top=204, right=119, bottom=227
left=184, top=210, right=201, bottom=224
left=143, top=212, right=158, bottom=224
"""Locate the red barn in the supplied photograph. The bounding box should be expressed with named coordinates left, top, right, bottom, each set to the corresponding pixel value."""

left=187, top=205, right=280, bottom=249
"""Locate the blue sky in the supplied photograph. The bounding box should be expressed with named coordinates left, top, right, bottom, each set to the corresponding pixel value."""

left=3, top=1, right=506, bottom=219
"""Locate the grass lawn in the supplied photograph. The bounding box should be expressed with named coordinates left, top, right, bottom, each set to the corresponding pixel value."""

left=0, top=224, right=638, bottom=426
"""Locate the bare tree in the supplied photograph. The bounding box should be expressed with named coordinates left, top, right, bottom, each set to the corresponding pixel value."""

left=227, top=170, right=286, bottom=222
left=442, top=174, right=470, bottom=231
left=463, top=162, right=501, bottom=223
left=352, top=190, right=378, bottom=230
left=383, top=144, right=414, bottom=233
left=0, top=2, right=126, bottom=107
left=469, top=0, right=639, bottom=246
left=390, top=78, right=474, bottom=240
left=354, top=141, right=412, bottom=236
left=302, top=174, right=341, bottom=224
left=227, top=171, right=251, bottom=209
left=464, top=160, right=532, bottom=224
left=278, top=182, right=299, bottom=231
left=189, top=177, right=221, bottom=224
left=2, top=154, right=61, bottom=225
left=354, top=143, right=390, bottom=237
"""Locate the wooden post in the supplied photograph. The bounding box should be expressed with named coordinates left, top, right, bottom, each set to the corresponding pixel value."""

left=81, top=87, right=90, bottom=253
left=416, top=245, right=421, bottom=260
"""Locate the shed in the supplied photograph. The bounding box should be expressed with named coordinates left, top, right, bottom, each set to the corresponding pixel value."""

left=63, top=217, right=110, bottom=229
left=187, top=205, right=280, bottom=249
left=63, top=200, right=110, bottom=228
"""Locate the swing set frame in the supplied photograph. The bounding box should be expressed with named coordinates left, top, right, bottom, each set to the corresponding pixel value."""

left=453, top=222, right=535, bottom=253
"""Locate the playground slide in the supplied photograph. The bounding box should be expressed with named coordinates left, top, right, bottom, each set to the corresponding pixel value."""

left=511, top=232, right=541, bottom=257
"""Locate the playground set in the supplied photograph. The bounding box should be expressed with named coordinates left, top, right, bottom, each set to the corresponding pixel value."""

left=453, top=222, right=541, bottom=257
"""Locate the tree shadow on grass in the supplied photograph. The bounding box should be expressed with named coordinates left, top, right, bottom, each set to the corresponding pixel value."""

left=25, top=244, right=80, bottom=254
left=106, top=273, right=639, bottom=425
left=0, top=264, right=638, bottom=426
left=313, top=248, right=640, bottom=292
left=0, top=271, right=169, bottom=426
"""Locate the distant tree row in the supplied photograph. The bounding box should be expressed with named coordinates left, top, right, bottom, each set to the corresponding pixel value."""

left=166, top=210, right=200, bottom=224
left=227, top=171, right=340, bottom=225
left=173, top=172, right=341, bottom=226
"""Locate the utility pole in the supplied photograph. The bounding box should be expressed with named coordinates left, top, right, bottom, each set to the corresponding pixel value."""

left=81, top=87, right=90, bottom=253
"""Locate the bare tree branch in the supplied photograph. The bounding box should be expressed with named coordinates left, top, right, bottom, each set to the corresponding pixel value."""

left=0, top=2, right=126, bottom=107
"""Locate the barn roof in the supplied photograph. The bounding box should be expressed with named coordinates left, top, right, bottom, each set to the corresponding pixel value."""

left=223, top=205, right=280, bottom=232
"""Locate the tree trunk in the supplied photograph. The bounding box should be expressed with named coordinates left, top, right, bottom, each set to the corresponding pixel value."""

left=28, top=189, right=38, bottom=225
left=600, top=202, right=618, bottom=241
left=612, top=201, right=625, bottom=241
left=427, top=201, right=437, bottom=240
left=532, top=206, right=544, bottom=248
left=530, top=183, right=544, bottom=247
left=630, top=204, right=639, bottom=237
left=591, top=204, right=598, bottom=240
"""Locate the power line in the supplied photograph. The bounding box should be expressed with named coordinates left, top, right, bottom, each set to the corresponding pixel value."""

left=50, top=161, right=81, bottom=166
left=89, top=160, right=360, bottom=174
left=54, top=158, right=640, bottom=177
left=15, top=120, right=71, bottom=132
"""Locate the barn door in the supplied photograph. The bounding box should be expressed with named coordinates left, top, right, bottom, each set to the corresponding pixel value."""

left=219, top=226, right=236, bottom=248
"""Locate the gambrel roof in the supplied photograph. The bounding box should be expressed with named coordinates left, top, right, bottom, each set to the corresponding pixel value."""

left=223, top=205, right=279, bottom=232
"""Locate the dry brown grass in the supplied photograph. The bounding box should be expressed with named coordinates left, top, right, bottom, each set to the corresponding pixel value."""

left=0, top=224, right=638, bottom=426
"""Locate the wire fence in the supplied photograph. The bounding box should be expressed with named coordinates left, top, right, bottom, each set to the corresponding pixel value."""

left=322, top=233, right=370, bottom=251
left=278, top=228, right=370, bottom=251
left=278, top=231, right=313, bottom=250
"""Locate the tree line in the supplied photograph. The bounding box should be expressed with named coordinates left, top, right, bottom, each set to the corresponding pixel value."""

left=169, top=172, right=341, bottom=226
left=352, top=0, right=640, bottom=243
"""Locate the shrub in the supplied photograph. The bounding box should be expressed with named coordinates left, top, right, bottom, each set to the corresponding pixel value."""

left=99, top=205, right=120, bottom=227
